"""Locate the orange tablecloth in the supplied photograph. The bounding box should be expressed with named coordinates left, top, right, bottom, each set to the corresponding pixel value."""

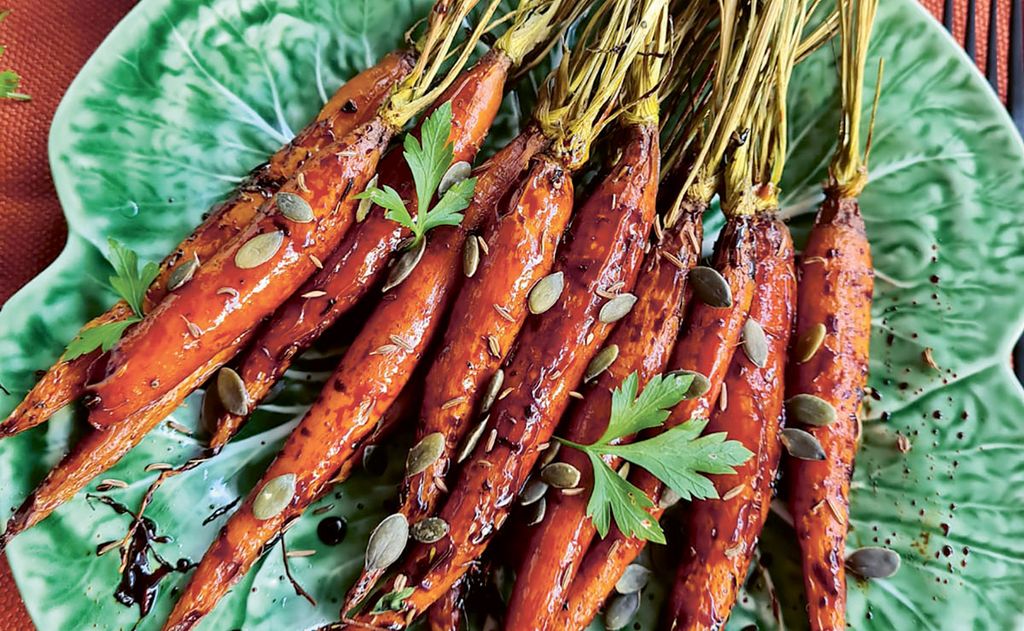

left=0, top=0, right=1012, bottom=628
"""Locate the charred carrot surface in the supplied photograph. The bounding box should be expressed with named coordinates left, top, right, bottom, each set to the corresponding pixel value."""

left=663, top=213, right=795, bottom=630
left=426, top=580, right=465, bottom=631
left=210, top=49, right=512, bottom=448
left=0, top=51, right=413, bottom=439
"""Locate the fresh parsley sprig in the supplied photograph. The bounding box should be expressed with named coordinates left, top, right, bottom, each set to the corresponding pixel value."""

left=0, top=10, right=29, bottom=101
left=557, top=371, right=754, bottom=544
left=355, top=101, right=476, bottom=245
left=370, top=586, right=415, bottom=615
left=65, top=239, right=158, bottom=359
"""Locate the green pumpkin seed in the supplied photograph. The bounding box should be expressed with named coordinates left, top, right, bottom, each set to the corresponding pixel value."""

left=615, top=564, right=652, bottom=594
left=276, top=191, right=315, bottom=223
left=585, top=344, right=619, bottom=382
left=216, top=367, right=249, bottom=416
left=690, top=266, right=732, bottom=308
left=410, top=517, right=449, bottom=544
left=252, top=473, right=297, bottom=520
left=846, top=547, right=901, bottom=579
left=456, top=418, right=488, bottom=463
left=519, top=478, right=548, bottom=506
left=742, top=318, right=769, bottom=368
left=658, top=487, right=682, bottom=509
left=795, top=323, right=827, bottom=363
left=780, top=428, right=826, bottom=461
left=599, top=293, right=637, bottom=324
left=529, top=272, right=565, bottom=315
left=463, top=235, right=480, bottom=278
left=669, top=369, right=711, bottom=399
left=525, top=497, right=546, bottom=526
left=604, top=591, right=640, bottom=630
left=538, top=441, right=561, bottom=468
left=786, top=393, right=837, bottom=427
left=200, top=385, right=222, bottom=435
left=407, top=432, right=445, bottom=476
left=167, top=254, right=200, bottom=291
left=479, top=369, right=504, bottom=415
left=383, top=237, right=426, bottom=292
left=540, top=462, right=581, bottom=489
left=356, top=174, right=378, bottom=222
left=365, top=513, right=409, bottom=571
left=235, top=231, right=284, bottom=269
left=439, top=161, right=472, bottom=196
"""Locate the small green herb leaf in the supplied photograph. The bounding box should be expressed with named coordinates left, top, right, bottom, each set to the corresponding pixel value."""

left=600, top=371, right=695, bottom=444
left=65, top=317, right=141, bottom=360
left=585, top=452, right=664, bottom=543
left=421, top=175, right=476, bottom=233
left=405, top=101, right=454, bottom=211
left=107, top=238, right=159, bottom=317
left=370, top=586, right=416, bottom=615
left=356, top=185, right=414, bottom=231
left=0, top=10, right=29, bottom=101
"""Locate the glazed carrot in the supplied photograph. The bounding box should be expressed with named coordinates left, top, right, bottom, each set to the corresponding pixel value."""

left=0, top=52, right=414, bottom=440
left=663, top=211, right=795, bottom=630
left=426, top=580, right=465, bottom=631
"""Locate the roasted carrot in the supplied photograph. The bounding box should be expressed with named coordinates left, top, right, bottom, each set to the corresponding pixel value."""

left=426, top=580, right=466, bottom=631
left=662, top=210, right=795, bottom=630
left=0, top=50, right=413, bottom=440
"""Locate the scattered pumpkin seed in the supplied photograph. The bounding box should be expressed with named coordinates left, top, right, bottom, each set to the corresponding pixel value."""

left=407, top=432, right=445, bottom=476
left=252, top=473, right=297, bottom=520
left=456, top=418, right=488, bottom=463
left=599, top=293, right=637, bottom=324
left=615, top=564, right=652, bottom=594
left=200, top=386, right=221, bottom=435
left=529, top=272, right=565, bottom=314
left=786, top=394, right=837, bottom=427
left=365, top=513, right=409, bottom=571
left=216, top=367, right=249, bottom=416
left=277, top=191, right=315, bottom=223
left=519, top=478, right=549, bottom=505
left=585, top=344, right=619, bottom=382
left=356, top=174, right=378, bottom=222
left=538, top=441, right=561, bottom=468
left=658, top=487, right=682, bottom=509
left=479, top=369, right=504, bottom=415
left=690, top=266, right=732, bottom=308
left=742, top=318, right=769, bottom=368
left=540, top=462, right=581, bottom=489
left=604, top=591, right=640, bottom=630
left=463, top=235, right=480, bottom=278
left=780, top=428, right=826, bottom=461
left=235, top=231, right=284, bottom=269
left=167, top=254, right=200, bottom=291
left=439, top=161, right=472, bottom=196
left=525, top=497, right=547, bottom=526
left=410, top=517, right=449, bottom=544
left=846, top=547, right=901, bottom=579
left=383, top=237, right=426, bottom=292
left=669, top=369, right=711, bottom=399
left=795, top=323, right=827, bottom=363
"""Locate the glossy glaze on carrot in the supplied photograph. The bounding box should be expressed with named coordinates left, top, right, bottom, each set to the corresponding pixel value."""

left=354, top=124, right=659, bottom=629
left=505, top=197, right=704, bottom=631
left=0, top=52, right=413, bottom=439
left=786, top=193, right=872, bottom=631
left=426, top=581, right=465, bottom=631
left=210, top=50, right=512, bottom=448
left=664, top=213, right=795, bottom=631
left=555, top=213, right=757, bottom=631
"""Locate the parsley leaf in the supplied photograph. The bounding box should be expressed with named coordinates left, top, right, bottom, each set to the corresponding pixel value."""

left=558, top=371, right=754, bottom=543
left=107, top=238, right=159, bottom=317
left=355, top=101, right=476, bottom=245
left=0, top=10, right=29, bottom=101
left=65, top=318, right=140, bottom=360
left=370, top=586, right=416, bottom=614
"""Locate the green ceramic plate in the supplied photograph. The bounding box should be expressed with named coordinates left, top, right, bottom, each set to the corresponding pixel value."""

left=1, top=0, right=1023, bottom=629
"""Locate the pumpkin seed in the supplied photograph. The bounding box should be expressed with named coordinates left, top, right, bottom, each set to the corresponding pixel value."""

left=599, top=293, right=637, bottom=324
left=525, top=497, right=547, bottom=526
left=669, top=369, right=711, bottom=399
left=235, top=231, right=284, bottom=269
left=658, top=487, right=682, bottom=509
left=406, top=432, right=445, bottom=476
left=540, top=462, right=581, bottom=489
left=439, top=160, right=472, bottom=196
left=538, top=441, right=561, bottom=468
left=200, top=386, right=222, bottom=435
left=365, top=513, right=409, bottom=571
left=356, top=174, right=378, bottom=222
left=846, top=547, right=901, bottom=579
left=410, top=517, right=449, bottom=544
left=690, top=266, right=732, bottom=308
left=786, top=394, right=837, bottom=427
left=479, top=369, right=504, bottom=415
left=383, top=237, right=426, bottom=292
left=276, top=191, right=315, bottom=223
left=604, top=591, right=640, bottom=630
left=519, top=478, right=548, bottom=506
left=252, top=473, right=296, bottom=520
left=456, top=418, right=488, bottom=463
left=216, top=367, right=249, bottom=416
left=529, top=272, right=565, bottom=314
left=585, top=344, right=619, bottom=382
left=780, top=428, right=826, bottom=461
left=463, top=235, right=480, bottom=278
left=795, top=323, right=827, bottom=363
left=742, top=318, right=769, bottom=368
left=167, top=254, right=200, bottom=291
left=615, top=564, right=652, bottom=594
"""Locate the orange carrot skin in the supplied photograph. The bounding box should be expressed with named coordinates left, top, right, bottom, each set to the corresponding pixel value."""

left=161, top=131, right=553, bottom=631
left=786, top=193, right=872, bottom=631
left=555, top=214, right=758, bottom=631
left=88, top=119, right=391, bottom=431
left=505, top=198, right=704, bottom=631
left=0, top=52, right=412, bottom=440
left=427, top=580, right=465, bottom=631
left=210, top=50, right=512, bottom=449
left=358, top=125, right=660, bottom=629
left=664, top=214, right=795, bottom=631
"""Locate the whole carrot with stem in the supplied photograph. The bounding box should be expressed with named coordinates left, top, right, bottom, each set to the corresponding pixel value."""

left=786, top=2, right=882, bottom=629
left=0, top=50, right=414, bottom=440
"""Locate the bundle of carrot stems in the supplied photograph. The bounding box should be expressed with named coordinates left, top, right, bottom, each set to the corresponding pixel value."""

left=0, top=0, right=891, bottom=629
